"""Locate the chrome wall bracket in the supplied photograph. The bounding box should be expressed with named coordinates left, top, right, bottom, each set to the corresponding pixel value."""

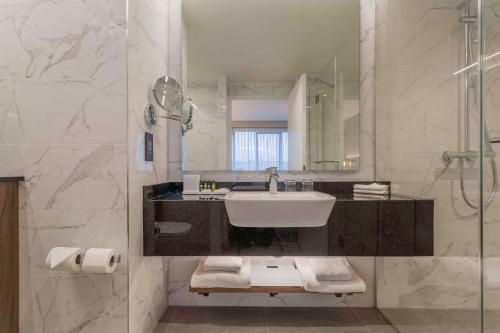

left=144, top=103, right=182, bottom=128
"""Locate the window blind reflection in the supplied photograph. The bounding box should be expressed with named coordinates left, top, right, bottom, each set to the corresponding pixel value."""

left=232, top=128, right=288, bottom=170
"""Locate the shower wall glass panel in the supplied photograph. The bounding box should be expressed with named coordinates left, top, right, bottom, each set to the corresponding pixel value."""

left=482, top=0, right=500, bottom=332
left=375, top=0, right=488, bottom=331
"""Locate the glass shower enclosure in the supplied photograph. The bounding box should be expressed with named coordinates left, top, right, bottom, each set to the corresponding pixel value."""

left=374, top=0, right=500, bottom=332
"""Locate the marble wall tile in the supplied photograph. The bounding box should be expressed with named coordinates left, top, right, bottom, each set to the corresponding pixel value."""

left=184, top=79, right=228, bottom=170
left=372, top=0, right=500, bottom=310
left=376, top=257, right=480, bottom=309
left=0, top=0, right=129, bottom=332
left=482, top=0, right=500, bottom=312
left=166, top=0, right=183, bottom=182
left=0, top=0, right=127, bottom=145
left=19, top=273, right=128, bottom=333
left=127, top=0, right=174, bottom=332
left=0, top=144, right=127, bottom=210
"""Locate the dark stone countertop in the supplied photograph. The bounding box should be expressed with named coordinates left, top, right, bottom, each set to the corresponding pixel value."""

left=148, top=191, right=413, bottom=202
left=0, top=177, right=24, bottom=182
left=144, top=181, right=418, bottom=202
left=143, top=181, right=434, bottom=257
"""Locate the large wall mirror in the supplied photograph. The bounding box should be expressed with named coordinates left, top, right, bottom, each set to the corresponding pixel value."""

left=181, top=0, right=360, bottom=171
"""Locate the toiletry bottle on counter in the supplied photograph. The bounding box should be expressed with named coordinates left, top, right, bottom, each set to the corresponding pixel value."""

left=211, top=181, right=216, bottom=192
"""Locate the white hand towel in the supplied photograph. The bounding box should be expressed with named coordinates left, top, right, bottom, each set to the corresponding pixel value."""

left=309, top=258, right=353, bottom=281
left=203, top=256, right=243, bottom=272
left=353, top=183, right=388, bottom=192
left=353, top=189, right=389, bottom=195
left=294, top=258, right=366, bottom=294
left=191, top=257, right=251, bottom=288
left=353, top=193, right=388, bottom=200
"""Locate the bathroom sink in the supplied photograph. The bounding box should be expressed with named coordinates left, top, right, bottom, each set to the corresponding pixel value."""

left=224, top=191, right=336, bottom=228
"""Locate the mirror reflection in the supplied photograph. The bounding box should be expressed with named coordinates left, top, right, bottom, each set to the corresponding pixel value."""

left=181, top=0, right=360, bottom=171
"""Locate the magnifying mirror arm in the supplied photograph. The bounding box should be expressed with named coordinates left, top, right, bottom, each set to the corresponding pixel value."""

left=156, top=113, right=182, bottom=121
left=145, top=104, right=182, bottom=128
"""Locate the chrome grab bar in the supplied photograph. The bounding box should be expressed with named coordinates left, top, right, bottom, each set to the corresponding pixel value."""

left=490, top=137, right=500, bottom=144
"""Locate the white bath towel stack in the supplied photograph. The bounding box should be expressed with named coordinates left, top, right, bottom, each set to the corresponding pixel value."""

left=190, top=256, right=251, bottom=289
left=353, top=183, right=389, bottom=199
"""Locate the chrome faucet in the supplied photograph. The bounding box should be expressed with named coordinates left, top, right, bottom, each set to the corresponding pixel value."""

left=266, top=167, right=279, bottom=194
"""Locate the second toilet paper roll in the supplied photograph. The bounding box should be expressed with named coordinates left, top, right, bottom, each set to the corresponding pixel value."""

left=82, top=248, right=119, bottom=274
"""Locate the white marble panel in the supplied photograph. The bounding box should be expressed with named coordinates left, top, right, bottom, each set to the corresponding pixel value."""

left=127, top=0, right=172, bottom=331
left=0, top=144, right=127, bottom=210
left=19, top=273, right=128, bottom=333
left=377, top=257, right=480, bottom=309
left=0, top=0, right=127, bottom=145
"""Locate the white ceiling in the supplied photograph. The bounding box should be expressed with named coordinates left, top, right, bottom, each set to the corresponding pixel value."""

left=232, top=99, right=288, bottom=121
left=183, top=0, right=359, bottom=83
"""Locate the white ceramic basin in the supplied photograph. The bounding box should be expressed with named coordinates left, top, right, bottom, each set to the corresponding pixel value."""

left=224, top=191, right=336, bottom=228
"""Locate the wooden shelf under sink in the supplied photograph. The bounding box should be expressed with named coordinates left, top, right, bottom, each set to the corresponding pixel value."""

left=189, top=286, right=358, bottom=297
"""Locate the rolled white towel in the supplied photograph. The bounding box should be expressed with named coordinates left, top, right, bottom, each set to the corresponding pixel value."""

left=309, top=258, right=353, bottom=281
left=203, top=256, right=243, bottom=272
left=353, top=183, right=388, bottom=192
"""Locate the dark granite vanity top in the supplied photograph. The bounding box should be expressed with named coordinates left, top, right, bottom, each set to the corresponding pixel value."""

left=0, top=177, right=24, bottom=182
left=150, top=192, right=414, bottom=202
left=143, top=181, right=434, bottom=257
left=146, top=181, right=405, bottom=202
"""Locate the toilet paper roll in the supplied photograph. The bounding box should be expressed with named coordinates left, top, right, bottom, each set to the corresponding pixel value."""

left=45, top=247, right=84, bottom=272
left=82, top=248, right=119, bottom=274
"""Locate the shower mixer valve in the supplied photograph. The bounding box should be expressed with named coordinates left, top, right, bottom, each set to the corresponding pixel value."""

left=442, top=150, right=496, bottom=162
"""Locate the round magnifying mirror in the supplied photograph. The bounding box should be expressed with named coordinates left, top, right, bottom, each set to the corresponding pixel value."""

left=152, top=76, right=183, bottom=117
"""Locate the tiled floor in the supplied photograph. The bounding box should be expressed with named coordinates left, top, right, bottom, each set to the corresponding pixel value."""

left=379, top=308, right=500, bottom=333
left=153, top=307, right=397, bottom=333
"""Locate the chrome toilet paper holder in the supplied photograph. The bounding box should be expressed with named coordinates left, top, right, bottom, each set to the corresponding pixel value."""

left=77, top=253, right=121, bottom=265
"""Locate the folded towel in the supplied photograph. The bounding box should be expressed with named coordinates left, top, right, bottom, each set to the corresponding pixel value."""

left=294, top=258, right=366, bottom=294
left=353, top=189, right=388, bottom=195
left=353, top=193, right=388, bottom=200
left=203, top=256, right=243, bottom=272
left=309, top=258, right=353, bottom=281
left=191, top=257, right=251, bottom=289
left=353, top=183, right=388, bottom=192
